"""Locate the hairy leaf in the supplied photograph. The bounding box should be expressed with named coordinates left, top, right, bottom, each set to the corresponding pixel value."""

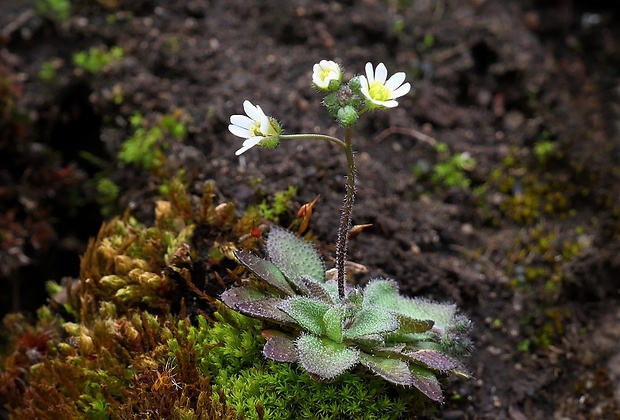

left=296, top=334, right=359, bottom=379
left=234, top=297, right=296, bottom=324
left=343, top=307, right=399, bottom=340
left=322, top=305, right=345, bottom=343
left=263, top=335, right=298, bottom=362
left=351, top=334, right=384, bottom=347
left=409, top=365, right=444, bottom=402
left=396, top=297, right=457, bottom=332
left=300, top=275, right=333, bottom=303
left=267, top=226, right=325, bottom=284
left=394, top=313, right=434, bottom=334
left=403, top=349, right=459, bottom=372
left=278, top=297, right=330, bottom=336
left=234, top=249, right=295, bottom=296
left=220, top=286, right=267, bottom=308
left=359, top=352, right=413, bottom=386
left=362, top=278, right=399, bottom=309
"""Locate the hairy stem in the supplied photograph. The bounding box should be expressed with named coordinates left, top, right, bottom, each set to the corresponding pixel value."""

left=280, top=131, right=356, bottom=300
left=336, top=127, right=355, bottom=299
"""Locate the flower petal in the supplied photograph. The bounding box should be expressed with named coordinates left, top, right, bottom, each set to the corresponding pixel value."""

left=391, top=83, right=411, bottom=99
left=365, top=62, right=374, bottom=83
left=374, top=63, right=388, bottom=83
left=385, top=72, right=406, bottom=91
left=228, top=124, right=251, bottom=139
left=235, top=136, right=262, bottom=155
left=359, top=76, right=369, bottom=94
left=243, top=100, right=266, bottom=121
left=230, top=114, right=254, bottom=129
left=381, top=100, right=399, bottom=108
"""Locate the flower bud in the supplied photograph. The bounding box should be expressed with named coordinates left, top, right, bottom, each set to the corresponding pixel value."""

left=312, top=60, right=342, bottom=92
left=348, top=76, right=361, bottom=94
left=323, top=93, right=340, bottom=116
left=337, top=105, right=359, bottom=127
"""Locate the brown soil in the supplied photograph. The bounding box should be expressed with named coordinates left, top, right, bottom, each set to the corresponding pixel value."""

left=1, top=0, right=619, bottom=418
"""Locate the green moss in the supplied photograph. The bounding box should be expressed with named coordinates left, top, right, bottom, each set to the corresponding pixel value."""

left=73, top=46, right=124, bottom=75
left=173, top=306, right=421, bottom=419
left=505, top=223, right=588, bottom=350
left=1, top=179, right=428, bottom=418
left=251, top=185, right=298, bottom=223
left=414, top=142, right=476, bottom=190
left=481, top=142, right=592, bottom=225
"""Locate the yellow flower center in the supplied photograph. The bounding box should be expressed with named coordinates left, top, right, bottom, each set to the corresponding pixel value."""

left=368, top=81, right=390, bottom=102
left=320, top=69, right=333, bottom=81
left=249, top=122, right=263, bottom=137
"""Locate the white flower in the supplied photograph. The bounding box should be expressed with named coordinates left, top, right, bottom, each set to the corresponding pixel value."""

left=228, top=100, right=281, bottom=155
left=312, top=60, right=342, bottom=91
left=359, top=62, right=410, bottom=109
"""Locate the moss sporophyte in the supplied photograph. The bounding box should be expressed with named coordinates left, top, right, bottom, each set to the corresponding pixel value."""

left=226, top=61, right=472, bottom=403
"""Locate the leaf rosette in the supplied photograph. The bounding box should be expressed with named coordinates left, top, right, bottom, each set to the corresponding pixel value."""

left=221, top=226, right=471, bottom=402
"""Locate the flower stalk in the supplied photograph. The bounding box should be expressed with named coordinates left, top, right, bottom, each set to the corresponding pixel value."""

left=228, top=61, right=412, bottom=302
left=336, top=126, right=355, bottom=299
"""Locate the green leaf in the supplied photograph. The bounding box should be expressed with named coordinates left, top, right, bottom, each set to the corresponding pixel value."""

left=343, top=307, right=398, bottom=340
left=267, top=226, right=325, bottom=283
left=396, top=297, right=457, bottom=332
left=296, top=334, right=359, bottom=379
left=323, top=305, right=345, bottom=343
left=394, top=313, right=434, bottom=334
left=359, top=352, right=413, bottom=386
left=278, top=297, right=330, bottom=335
left=234, top=249, right=295, bottom=296
left=263, top=334, right=298, bottom=362
left=363, top=278, right=399, bottom=309
left=409, top=365, right=444, bottom=402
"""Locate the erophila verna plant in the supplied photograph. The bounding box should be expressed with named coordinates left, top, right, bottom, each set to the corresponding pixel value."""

left=223, top=60, right=472, bottom=403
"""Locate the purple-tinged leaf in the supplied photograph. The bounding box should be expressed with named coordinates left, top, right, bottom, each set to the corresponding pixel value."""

left=301, top=275, right=333, bottom=303
left=234, top=297, right=296, bottom=324
left=220, top=287, right=267, bottom=309
left=403, top=349, right=459, bottom=372
left=296, top=334, right=359, bottom=380
left=359, top=352, right=414, bottom=386
left=234, top=249, right=295, bottom=296
left=372, top=344, right=406, bottom=355
left=263, top=335, right=298, bottom=362
left=409, top=365, right=444, bottom=402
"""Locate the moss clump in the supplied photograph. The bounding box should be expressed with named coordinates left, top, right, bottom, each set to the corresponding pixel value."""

left=1, top=179, right=428, bottom=419
left=478, top=142, right=594, bottom=226
left=505, top=223, right=590, bottom=350
left=171, top=305, right=421, bottom=419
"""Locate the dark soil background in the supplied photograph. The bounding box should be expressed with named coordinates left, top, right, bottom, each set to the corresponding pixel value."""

left=1, top=0, right=620, bottom=418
